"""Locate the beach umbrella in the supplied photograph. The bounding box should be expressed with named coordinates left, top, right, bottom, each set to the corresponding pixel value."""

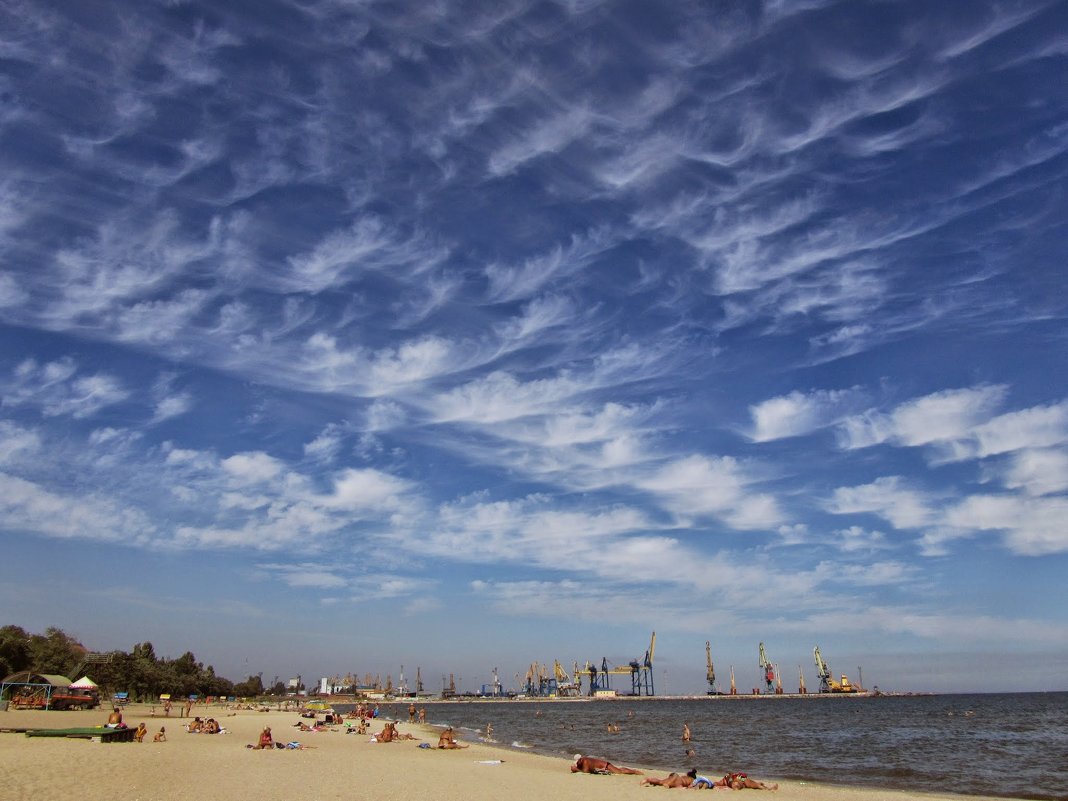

left=304, top=700, right=333, bottom=711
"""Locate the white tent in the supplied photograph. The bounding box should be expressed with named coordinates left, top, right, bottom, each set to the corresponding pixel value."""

left=70, top=676, right=98, bottom=689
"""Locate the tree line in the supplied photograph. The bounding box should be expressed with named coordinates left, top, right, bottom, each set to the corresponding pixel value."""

left=0, top=625, right=284, bottom=701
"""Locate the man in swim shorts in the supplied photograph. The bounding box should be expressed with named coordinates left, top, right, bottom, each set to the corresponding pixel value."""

left=572, top=754, right=643, bottom=775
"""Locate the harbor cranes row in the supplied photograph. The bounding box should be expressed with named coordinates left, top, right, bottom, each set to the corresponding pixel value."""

left=586, top=631, right=656, bottom=696
left=516, top=632, right=658, bottom=698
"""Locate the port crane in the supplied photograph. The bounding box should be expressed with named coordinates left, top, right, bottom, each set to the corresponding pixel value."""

left=814, top=645, right=861, bottom=693
left=758, top=642, right=777, bottom=693
left=705, top=641, right=719, bottom=694
left=628, top=631, right=656, bottom=696
left=586, top=632, right=657, bottom=696
left=553, top=660, right=580, bottom=696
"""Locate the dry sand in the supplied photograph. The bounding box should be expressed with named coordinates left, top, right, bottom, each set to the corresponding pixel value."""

left=0, top=704, right=1015, bottom=801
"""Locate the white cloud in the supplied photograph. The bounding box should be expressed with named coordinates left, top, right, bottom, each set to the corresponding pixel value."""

left=285, top=217, right=448, bottom=294
left=3, top=358, right=129, bottom=419
left=942, top=494, right=1068, bottom=556
left=838, top=391, right=1068, bottom=474
left=821, top=559, right=913, bottom=586
left=839, top=386, right=1007, bottom=451
left=827, top=476, right=934, bottom=529
left=999, top=448, right=1068, bottom=496
left=484, top=227, right=617, bottom=303
left=324, top=468, right=417, bottom=512
left=0, top=471, right=156, bottom=545
left=834, top=525, right=889, bottom=553
left=749, top=387, right=861, bottom=442
left=637, top=454, right=782, bottom=529
left=221, top=452, right=286, bottom=485
left=971, top=402, right=1068, bottom=457
left=487, top=105, right=594, bottom=177
left=0, top=272, right=28, bottom=308
left=0, top=421, right=42, bottom=465
left=304, top=423, right=346, bottom=462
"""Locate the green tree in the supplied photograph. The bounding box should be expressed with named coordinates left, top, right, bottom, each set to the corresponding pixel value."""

left=27, top=627, right=84, bottom=676
left=0, top=625, right=31, bottom=676
left=233, top=673, right=264, bottom=697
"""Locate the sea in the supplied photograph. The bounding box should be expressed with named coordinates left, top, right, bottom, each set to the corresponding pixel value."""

left=343, top=693, right=1068, bottom=800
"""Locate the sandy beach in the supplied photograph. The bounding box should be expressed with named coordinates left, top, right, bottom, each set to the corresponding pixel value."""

left=0, top=704, right=1016, bottom=801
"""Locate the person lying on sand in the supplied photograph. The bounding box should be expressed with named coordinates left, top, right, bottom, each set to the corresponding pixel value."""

left=642, top=770, right=694, bottom=787
left=572, top=755, right=643, bottom=775
left=689, top=771, right=777, bottom=790
left=437, top=727, right=469, bottom=749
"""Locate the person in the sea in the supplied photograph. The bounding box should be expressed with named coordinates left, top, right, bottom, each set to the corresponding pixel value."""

left=571, top=754, right=643, bottom=775
left=682, top=722, right=691, bottom=742
left=688, top=771, right=778, bottom=790
left=641, top=770, right=694, bottom=787
left=437, top=726, right=469, bottom=749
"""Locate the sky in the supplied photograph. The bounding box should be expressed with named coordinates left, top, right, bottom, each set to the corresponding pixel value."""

left=1, top=0, right=1066, bottom=696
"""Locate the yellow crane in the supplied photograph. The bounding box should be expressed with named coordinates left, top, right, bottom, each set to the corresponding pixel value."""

left=814, top=645, right=861, bottom=693
left=705, top=641, right=719, bottom=694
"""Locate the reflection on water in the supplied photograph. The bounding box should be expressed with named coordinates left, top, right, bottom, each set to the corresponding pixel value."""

left=354, top=693, right=1068, bottom=800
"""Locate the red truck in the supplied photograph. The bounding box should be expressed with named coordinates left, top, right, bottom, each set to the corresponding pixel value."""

left=10, top=689, right=99, bottom=710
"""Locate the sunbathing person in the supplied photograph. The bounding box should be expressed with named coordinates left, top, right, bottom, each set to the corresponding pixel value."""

left=254, top=726, right=274, bottom=750
left=153, top=726, right=167, bottom=742
left=642, top=771, right=694, bottom=788
left=437, top=726, right=469, bottom=749
left=572, top=754, right=643, bottom=775
left=690, top=771, right=778, bottom=790
left=106, top=707, right=124, bottom=728
left=375, top=722, right=398, bottom=742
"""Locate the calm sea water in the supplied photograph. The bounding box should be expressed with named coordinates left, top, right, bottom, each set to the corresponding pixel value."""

left=353, top=693, right=1068, bottom=800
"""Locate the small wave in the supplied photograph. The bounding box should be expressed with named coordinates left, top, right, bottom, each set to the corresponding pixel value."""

left=511, top=741, right=534, bottom=748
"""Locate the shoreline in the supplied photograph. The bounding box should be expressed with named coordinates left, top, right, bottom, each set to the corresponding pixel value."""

left=0, top=704, right=1017, bottom=801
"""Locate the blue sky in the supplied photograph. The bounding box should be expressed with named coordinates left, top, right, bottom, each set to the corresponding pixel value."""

left=1, top=0, right=1066, bottom=695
